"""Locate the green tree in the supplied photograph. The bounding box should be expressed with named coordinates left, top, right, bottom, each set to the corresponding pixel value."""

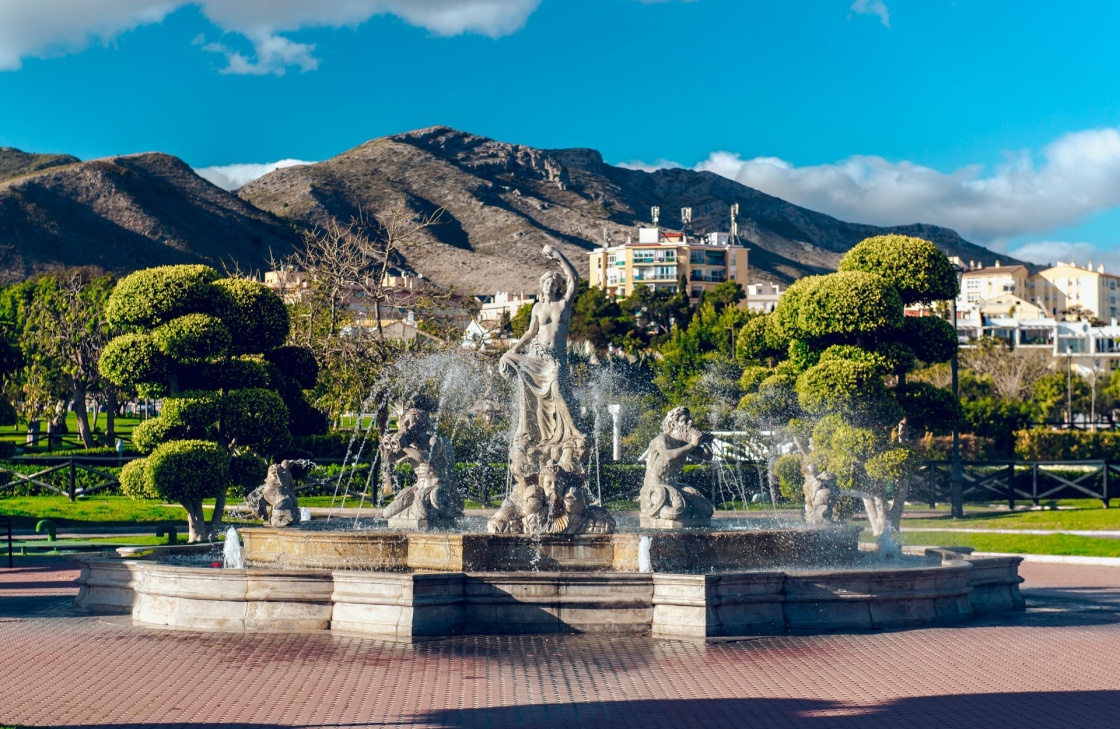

left=100, top=264, right=324, bottom=542
left=1032, top=371, right=1091, bottom=424
left=510, top=302, right=533, bottom=338
left=22, top=270, right=117, bottom=445
left=739, top=235, right=961, bottom=540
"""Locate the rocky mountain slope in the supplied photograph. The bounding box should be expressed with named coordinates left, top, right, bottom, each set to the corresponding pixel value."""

left=0, top=151, right=300, bottom=283
left=240, top=126, right=1013, bottom=292
left=0, top=148, right=80, bottom=183
left=0, top=128, right=1015, bottom=292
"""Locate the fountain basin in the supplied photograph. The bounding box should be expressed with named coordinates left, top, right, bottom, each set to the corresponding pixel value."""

left=73, top=551, right=1024, bottom=640
left=241, top=525, right=863, bottom=572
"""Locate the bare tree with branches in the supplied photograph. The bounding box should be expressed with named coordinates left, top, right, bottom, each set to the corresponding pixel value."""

left=961, top=336, right=1053, bottom=401
left=277, top=202, right=466, bottom=419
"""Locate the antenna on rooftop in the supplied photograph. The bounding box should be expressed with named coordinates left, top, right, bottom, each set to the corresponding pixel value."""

left=681, top=207, right=692, bottom=229
left=602, top=227, right=612, bottom=247
left=651, top=206, right=660, bottom=227
left=730, top=203, right=740, bottom=244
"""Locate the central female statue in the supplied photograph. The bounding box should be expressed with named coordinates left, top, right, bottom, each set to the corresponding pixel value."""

left=489, top=245, right=612, bottom=534
left=498, top=244, right=587, bottom=474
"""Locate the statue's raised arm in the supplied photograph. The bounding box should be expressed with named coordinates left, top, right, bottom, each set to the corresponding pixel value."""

left=542, top=244, right=578, bottom=304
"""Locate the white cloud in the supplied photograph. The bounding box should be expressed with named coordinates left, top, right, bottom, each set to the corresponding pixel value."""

left=0, top=0, right=177, bottom=70
left=647, top=127, right=1120, bottom=246
left=0, top=0, right=541, bottom=73
left=1008, top=241, right=1120, bottom=275
left=617, top=159, right=683, bottom=173
left=848, top=0, right=890, bottom=28
left=195, top=158, right=314, bottom=190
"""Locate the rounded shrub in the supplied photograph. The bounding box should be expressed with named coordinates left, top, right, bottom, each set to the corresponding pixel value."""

left=131, top=418, right=188, bottom=454
left=99, top=333, right=171, bottom=389
left=214, top=278, right=290, bottom=354
left=146, top=439, right=229, bottom=503
left=839, top=235, right=959, bottom=305
left=773, top=453, right=804, bottom=505
left=119, top=457, right=155, bottom=500
left=105, top=265, right=222, bottom=328
left=161, top=390, right=222, bottom=431
left=221, top=388, right=290, bottom=452
left=153, top=314, right=231, bottom=362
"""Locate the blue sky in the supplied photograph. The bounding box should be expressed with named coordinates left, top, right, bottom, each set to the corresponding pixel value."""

left=2, top=0, right=1120, bottom=268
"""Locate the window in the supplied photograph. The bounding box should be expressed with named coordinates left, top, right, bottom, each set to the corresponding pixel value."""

left=606, top=253, right=616, bottom=267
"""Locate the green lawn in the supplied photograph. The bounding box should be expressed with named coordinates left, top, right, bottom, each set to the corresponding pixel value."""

left=0, top=495, right=258, bottom=530
left=0, top=412, right=144, bottom=451
left=896, top=504, right=1120, bottom=531
left=884, top=529, right=1120, bottom=557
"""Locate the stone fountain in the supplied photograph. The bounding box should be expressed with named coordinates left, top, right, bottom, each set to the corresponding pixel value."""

left=73, top=245, right=1025, bottom=640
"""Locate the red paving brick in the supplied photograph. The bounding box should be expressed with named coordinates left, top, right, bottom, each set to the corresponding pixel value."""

left=1, top=562, right=1119, bottom=728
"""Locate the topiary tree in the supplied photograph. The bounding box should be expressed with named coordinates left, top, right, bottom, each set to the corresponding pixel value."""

left=100, top=265, right=325, bottom=542
left=736, top=235, right=961, bottom=544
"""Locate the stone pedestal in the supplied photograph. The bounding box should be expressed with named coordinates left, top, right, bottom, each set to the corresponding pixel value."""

left=639, top=517, right=712, bottom=530
left=651, top=573, right=785, bottom=639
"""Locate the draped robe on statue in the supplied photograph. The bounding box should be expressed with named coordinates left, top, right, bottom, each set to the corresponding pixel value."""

left=505, top=339, right=586, bottom=472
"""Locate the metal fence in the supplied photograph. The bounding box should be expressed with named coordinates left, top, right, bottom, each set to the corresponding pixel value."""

left=917, top=459, right=1118, bottom=508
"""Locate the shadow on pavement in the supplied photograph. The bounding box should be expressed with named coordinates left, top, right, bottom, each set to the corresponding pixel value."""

left=55, top=691, right=1120, bottom=728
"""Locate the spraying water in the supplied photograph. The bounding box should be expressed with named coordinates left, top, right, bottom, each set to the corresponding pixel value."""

left=223, top=526, right=244, bottom=569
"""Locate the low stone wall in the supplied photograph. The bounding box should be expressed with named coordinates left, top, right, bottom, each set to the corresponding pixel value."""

left=782, top=562, right=974, bottom=631
left=74, top=558, right=145, bottom=615
left=75, top=551, right=1025, bottom=640
left=131, top=563, right=334, bottom=631
left=955, top=555, right=1025, bottom=613
left=651, top=573, right=785, bottom=639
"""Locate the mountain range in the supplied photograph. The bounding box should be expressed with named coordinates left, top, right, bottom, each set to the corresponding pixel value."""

left=0, top=128, right=1016, bottom=291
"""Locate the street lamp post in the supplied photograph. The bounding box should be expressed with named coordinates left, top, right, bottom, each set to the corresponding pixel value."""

left=949, top=276, right=964, bottom=518
left=1067, top=346, right=1073, bottom=429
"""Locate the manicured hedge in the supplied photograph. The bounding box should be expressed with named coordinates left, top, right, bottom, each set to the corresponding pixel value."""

left=1014, top=429, right=1120, bottom=461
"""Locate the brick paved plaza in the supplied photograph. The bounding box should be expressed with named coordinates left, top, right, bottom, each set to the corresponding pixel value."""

left=2, top=560, right=1119, bottom=728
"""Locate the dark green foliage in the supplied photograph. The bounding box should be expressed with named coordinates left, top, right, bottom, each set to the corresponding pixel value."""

left=570, top=281, right=626, bottom=348
left=214, top=278, right=290, bottom=354
left=105, top=265, right=221, bottom=328
left=146, top=440, right=229, bottom=503
left=220, top=388, right=290, bottom=454
left=161, top=390, right=222, bottom=432
left=230, top=451, right=269, bottom=497
left=180, top=357, right=272, bottom=391
left=0, top=397, right=16, bottom=426
left=902, top=316, right=958, bottom=365
left=839, top=235, right=959, bottom=305
left=264, top=346, right=318, bottom=390
left=698, top=280, right=745, bottom=313
left=895, top=381, right=963, bottom=435
left=286, top=391, right=330, bottom=437
left=962, top=397, right=1033, bottom=457
left=279, top=431, right=362, bottom=460
left=153, top=313, right=231, bottom=362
